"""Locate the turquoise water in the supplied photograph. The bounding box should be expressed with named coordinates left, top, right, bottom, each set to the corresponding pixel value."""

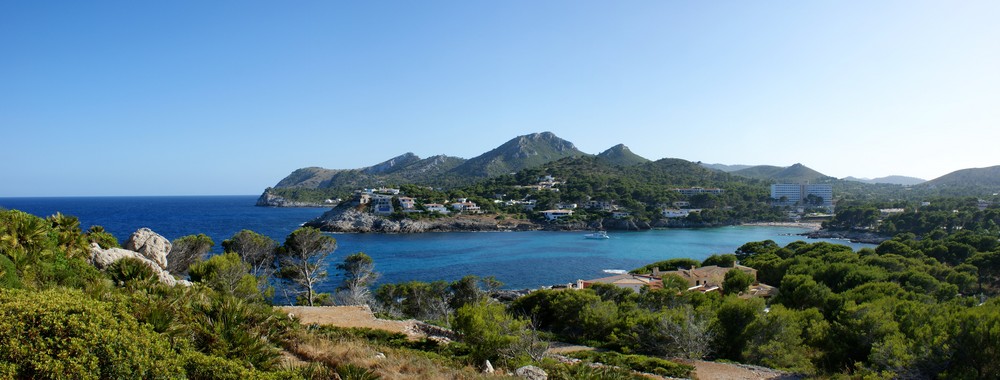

left=0, top=196, right=872, bottom=290
left=330, top=227, right=872, bottom=290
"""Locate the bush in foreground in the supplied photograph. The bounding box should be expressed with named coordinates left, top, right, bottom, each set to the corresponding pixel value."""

left=0, top=288, right=183, bottom=379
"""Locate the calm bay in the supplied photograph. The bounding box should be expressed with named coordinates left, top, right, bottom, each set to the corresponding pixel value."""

left=0, top=195, right=873, bottom=290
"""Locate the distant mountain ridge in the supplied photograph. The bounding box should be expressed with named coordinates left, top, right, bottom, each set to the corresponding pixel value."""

left=730, top=163, right=834, bottom=183
left=700, top=163, right=754, bottom=172
left=843, top=175, right=926, bottom=186
left=261, top=132, right=1000, bottom=206
left=921, top=165, right=1000, bottom=189
left=264, top=132, right=591, bottom=200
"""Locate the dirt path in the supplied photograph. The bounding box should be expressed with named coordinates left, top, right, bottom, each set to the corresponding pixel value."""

left=677, top=359, right=802, bottom=380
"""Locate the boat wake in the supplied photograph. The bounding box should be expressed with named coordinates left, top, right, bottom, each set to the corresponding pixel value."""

left=603, top=269, right=627, bottom=274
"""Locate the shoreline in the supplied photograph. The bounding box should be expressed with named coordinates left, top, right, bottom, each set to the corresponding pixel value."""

left=740, top=221, right=822, bottom=231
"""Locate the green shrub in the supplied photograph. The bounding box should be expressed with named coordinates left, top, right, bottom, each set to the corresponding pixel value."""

left=336, top=363, right=381, bottom=380
left=106, top=257, right=159, bottom=285
left=190, top=296, right=283, bottom=371
left=181, top=350, right=299, bottom=380
left=541, top=361, right=647, bottom=380
left=0, top=288, right=183, bottom=379
left=188, top=252, right=262, bottom=301
left=0, top=255, right=21, bottom=289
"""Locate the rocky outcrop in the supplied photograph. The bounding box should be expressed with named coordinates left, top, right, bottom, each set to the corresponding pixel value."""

left=124, top=227, right=171, bottom=270
left=89, top=242, right=189, bottom=286
left=804, top=229, right=889, bottom=244
left=256, top=190, right=328, bottom=207
left=304, top=207, right=540, bottom=233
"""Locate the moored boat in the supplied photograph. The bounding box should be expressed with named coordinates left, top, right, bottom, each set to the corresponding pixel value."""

left=584, top=231, right=610, bottom=239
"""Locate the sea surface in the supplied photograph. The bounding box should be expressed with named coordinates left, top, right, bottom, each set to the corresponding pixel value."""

left=0, top=195, right=873, bottom=290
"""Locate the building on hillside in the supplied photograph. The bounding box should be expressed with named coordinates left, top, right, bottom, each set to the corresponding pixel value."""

left=612, top=211, right=630, bottom=219
left=657, top=265, right=757, bottom=288
left=586, top=200, right=616, bottom=211
left=398, top=197, right=416, bottom=210
left=662, top=209, right=690, bottom=218
left=450, top=199, right=482, bottom=214
left=542, top=209, right=574, bottom=221
left=522, top=200, right=537, bottom=211
left=674, top=187, right=724, bottom=196
left=424, top=203, right=449, bottom=214
left=358, top=193, right=372, bottom=205
left=673, top=201, right=691, bottom=208
left=371, top=195, right=394, bottom=216
left=577, top=273, right=663, bottom=292
left=555, top=202, right=578, bottom=210
left=879, top=208, right=905, bottom=217
left=770, top=183, right=833, bottom=207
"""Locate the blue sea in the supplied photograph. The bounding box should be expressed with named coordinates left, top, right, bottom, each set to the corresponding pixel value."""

left=0, top=195, right=873, bottom=290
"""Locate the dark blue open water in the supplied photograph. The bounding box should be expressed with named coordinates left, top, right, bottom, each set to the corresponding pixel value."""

left=0, top=195, right=873, bottom=290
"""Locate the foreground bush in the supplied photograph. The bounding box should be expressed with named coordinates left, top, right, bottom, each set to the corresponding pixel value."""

left=0, top=288, right=183, bottom=379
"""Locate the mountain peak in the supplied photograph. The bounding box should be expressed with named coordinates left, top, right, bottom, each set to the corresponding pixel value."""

left=597, top=144, right=649, bottom=166
left=452, top=132, right=585, bottom=176
left=364, top=152, right=422, bottom=175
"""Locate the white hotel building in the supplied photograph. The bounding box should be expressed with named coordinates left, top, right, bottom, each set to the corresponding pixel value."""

left=770, top=184, right=833, bottom=207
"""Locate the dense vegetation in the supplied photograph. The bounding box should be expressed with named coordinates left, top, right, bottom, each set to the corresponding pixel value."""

left=6, top=191, right=1000, bottom=378
left=0, top=209, right=510, bottom=379
left=2, top=208, right=667, bottom=379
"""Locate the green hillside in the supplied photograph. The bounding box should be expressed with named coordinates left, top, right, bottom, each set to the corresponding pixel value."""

left=732, top=163, right=833, bottom=183
left=596, top=144, right=650, bottom=167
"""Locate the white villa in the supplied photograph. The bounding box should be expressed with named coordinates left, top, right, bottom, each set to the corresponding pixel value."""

left=542, top=209, right=574, bottom=221
left=425, top=203, right=449, bottom=214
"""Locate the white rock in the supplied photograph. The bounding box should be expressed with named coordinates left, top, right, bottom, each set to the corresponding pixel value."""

left=483, top=360, right=495, bottom=374
left=89, top=243, right=186, bottom=287
left=515, top=365, right=547, bottom=380
left=124, top=227, right=171, bottom=269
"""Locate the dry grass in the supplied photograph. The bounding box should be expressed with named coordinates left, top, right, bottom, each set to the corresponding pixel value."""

left=284, top=331, right=515, bottom=380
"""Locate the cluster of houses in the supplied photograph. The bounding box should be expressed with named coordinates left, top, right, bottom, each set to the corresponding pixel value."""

left=355, top=188, right=482, bottom=216
left=514, top=175, right=562, bottom=192
left=572, top=264, right=775, bottom=298
left=351, top=180, right=726, bottom=221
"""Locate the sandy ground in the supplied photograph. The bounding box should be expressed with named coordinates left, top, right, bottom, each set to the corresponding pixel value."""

left=277, top=305, right=423, bottom=338
left=675, top=359, right=802, bottom=380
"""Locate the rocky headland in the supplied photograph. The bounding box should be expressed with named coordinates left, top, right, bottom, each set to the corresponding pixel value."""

left=256, top=190, right=330, bottom=208
left=301, top=202, right=686, bottom=233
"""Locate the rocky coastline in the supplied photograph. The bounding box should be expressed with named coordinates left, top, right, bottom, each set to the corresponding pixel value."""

left=302, top=204, right=754, bottom=234
left=255, top=191, right=329, bottom=208
left=801, top=229, right=889, bottom=244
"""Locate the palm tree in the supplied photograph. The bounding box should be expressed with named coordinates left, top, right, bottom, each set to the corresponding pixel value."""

left=0, top=210, right=53, bottom=271
left=47, top=212, right=89, bottom=259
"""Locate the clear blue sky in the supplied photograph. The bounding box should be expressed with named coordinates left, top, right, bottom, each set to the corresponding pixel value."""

left=2, top=1, right=998, bottom=196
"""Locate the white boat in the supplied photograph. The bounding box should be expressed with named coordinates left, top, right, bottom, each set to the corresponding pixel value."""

left=584, top=231, right=610, bottom=239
